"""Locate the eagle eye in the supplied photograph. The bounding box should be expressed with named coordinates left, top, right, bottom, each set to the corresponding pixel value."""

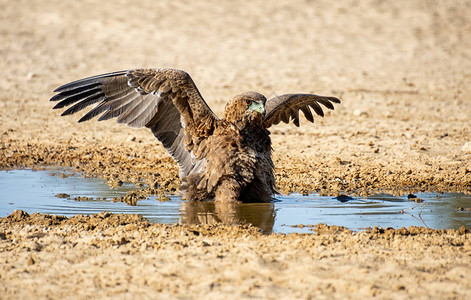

left=246, top=99, right=253, bottom=105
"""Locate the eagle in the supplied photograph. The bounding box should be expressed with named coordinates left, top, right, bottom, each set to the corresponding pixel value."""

left=50, top=69, right=340, bottom=203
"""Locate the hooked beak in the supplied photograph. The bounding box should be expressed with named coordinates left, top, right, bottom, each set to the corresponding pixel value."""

left=249, top=101, right=266, bottom=115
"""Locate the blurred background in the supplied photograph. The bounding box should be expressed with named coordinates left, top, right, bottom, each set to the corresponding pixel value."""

left=1, top=0, right=470, bottom=194
left=2, top=0, right=469, bottom=104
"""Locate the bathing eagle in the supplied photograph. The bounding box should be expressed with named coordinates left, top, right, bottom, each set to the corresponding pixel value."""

left=51, top=69, right=340, bottom=203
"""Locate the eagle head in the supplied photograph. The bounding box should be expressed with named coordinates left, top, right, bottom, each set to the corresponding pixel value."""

left=224, top=92, right=266, bottom=126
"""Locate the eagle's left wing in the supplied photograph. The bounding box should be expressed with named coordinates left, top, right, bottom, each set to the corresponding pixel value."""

left=263, top=94, right=340, bottom=128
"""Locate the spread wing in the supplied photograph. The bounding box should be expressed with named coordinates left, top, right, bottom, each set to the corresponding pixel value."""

left=50, top=68, right=219, bottom=178
left=263, top=94, right=341, bottom=128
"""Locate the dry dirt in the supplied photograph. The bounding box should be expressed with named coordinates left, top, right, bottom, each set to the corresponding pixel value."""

left=1, top=210, right=471, bottom=299
left=1, top=0, right=471, bottom=298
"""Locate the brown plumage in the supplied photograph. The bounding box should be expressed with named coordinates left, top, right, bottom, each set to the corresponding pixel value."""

left=50, top=68, right=340, bottom=203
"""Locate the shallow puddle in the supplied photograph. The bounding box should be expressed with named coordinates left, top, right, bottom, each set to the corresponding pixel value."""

left=1, top=169, right=470, bottom=234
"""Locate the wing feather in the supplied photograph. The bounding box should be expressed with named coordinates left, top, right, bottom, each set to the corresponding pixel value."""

left=61, top=92, right=104, bottom=116
left=50, top=68, right=219, bottom=178
left=126, top=97, right=160, bottom=128
left=116, top=94, right=156, bottom=126
left=308, top=101, right=324, bottom=117
left=263, top=93, right=340, bottom=128
left=52, top=85, right=101, bottom=108
left=99, top=94, right=141, bottom=121
left=300, top=106, right=313, bottom=122
left=79, top=102, right=109, bottom=122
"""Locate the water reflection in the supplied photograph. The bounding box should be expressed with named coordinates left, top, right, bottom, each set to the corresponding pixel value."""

left=367, top=192, right=471, bottom=230
left=180, top=202, right=275, bottom=234
left=1, top=169, right=470, bottom=233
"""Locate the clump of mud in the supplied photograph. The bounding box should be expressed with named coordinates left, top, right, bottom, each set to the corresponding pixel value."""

left=3, top=210, right=469, bottom=238
left=2, top=210, right=149, bottom=228
left=110, top=187, right=172, bottom=206
left=1, top=210, right=262, bottom=237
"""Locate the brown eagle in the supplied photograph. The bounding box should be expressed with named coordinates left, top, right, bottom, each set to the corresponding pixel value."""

left=50, top=69, right=340, bottom=203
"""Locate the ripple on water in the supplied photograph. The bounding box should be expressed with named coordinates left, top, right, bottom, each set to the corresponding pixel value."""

left=0, top=169, right=470, bottom=234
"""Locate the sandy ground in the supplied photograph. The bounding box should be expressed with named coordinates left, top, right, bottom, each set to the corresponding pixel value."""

left=1, top=0, right=471, bottom=298
left=1, top=211, right=471, bottom=299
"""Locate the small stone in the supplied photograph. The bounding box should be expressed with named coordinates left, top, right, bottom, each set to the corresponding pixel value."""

left=336, top=195, right=354, bottom=202
left=396, top=285, right=406, bottom=291
left=26, top=256, right=35, bottom=266
left=158, top=194, right=170, bottom=202
left=26, top=72, right=37, bottom=80
left=56, top=193, right=70, bottom=198
left=462, top=142, right=471, bottom=153
left=353, top=109, right=368, bottom=117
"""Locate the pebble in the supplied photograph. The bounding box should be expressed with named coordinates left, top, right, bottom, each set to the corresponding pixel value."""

left=353, top=109, right=368, bottom=117
left=55, top=193, right=70, bottom=199
left=462, top=142, right=471, bottom=153
left=26, top=72, right=37, bottom=80
left=26, top=256, right=35, bottom=266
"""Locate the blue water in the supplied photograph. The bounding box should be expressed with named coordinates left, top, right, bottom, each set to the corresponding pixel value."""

left=1, top=169, right=470, bottom=234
